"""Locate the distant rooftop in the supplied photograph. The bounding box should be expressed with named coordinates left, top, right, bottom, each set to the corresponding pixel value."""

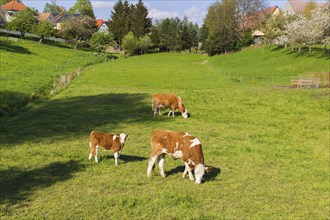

left=1, top=0, right=27, bottom=11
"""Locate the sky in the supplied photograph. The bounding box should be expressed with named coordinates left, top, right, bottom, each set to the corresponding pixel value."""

left=21, top=0, right=322, bottom=26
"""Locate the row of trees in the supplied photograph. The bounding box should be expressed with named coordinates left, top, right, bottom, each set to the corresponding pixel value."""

left=4, top=0, right=329, bottom=56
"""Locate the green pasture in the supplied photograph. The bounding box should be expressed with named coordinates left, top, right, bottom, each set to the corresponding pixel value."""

left=0, top=36, right=103, bottom=112
left=0, top=42, right=329, bottom=219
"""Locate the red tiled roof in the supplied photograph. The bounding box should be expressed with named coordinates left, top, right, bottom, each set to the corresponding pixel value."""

left=1, top=0, right=27, bottom=11
left=95, top=19, right=104, bottom=29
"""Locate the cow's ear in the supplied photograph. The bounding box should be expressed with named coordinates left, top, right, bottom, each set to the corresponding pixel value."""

left=113, top=135, right=117, bottom=140
left=205, top=166, right=213, bottom=173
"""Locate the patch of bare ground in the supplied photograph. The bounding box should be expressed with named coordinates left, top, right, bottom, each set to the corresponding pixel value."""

left=194, top=60, right=208, bottom=65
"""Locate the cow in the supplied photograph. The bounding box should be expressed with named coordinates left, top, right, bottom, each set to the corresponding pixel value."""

left=89, top=131, right=128, bottom=165
left=152, top=94, right=188, bottom=118
left=147, top=130, right=212, bottom=184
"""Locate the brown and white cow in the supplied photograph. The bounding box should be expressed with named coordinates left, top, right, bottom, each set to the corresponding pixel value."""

left=152, top=94, right=188, bottom=118
left=147, top=130, right=212, bottom=184
left=89, top=131, right=128, bottom=165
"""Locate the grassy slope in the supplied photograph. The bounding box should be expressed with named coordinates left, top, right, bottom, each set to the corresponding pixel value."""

left=0, top=36, right=102, bottom=112
left=208, top=46, right=330, bottom=84
left=0, top=48, right=329, bottom=219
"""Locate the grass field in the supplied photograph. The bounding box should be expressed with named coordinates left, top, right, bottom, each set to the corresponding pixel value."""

left=0, top=43, right=329, bottom=219
left=0, top=36, right=103, bottom=113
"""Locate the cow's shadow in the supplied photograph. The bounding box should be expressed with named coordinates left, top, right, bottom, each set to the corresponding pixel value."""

left=165, top=165, right=221, bottom=182
left=203, top=167, right=221, bottom=182
left=101, top=154, right=147, bottom=163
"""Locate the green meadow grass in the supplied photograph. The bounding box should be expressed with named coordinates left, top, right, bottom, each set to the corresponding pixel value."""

left=0, top=36, right=103, bottom=112
left=0, top=47, right=329, bottom=219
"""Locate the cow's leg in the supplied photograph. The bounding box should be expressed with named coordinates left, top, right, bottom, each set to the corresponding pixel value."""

left=182, top=166, right=188, bottom=178
left=153, top=106, right=157, bottom=117
left=158, top=107, right=162, bottom=115
left=89, top=142, right=93, bottom=160
left=94, top=145, right=99, bottom=163
left=168, top=110, right=172, bottom=117
left=114, top=151, right=120, bottom=166
left=147, top=155, right=157, bottom=177
left=158, top=154, right=166, bottom=178
left=184, top=162, right=194, bottom=181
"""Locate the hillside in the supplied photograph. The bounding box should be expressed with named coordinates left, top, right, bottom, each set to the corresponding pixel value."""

left=0, top=36, right=103, bottom=113
left=0, top=46, right=329, bottom=218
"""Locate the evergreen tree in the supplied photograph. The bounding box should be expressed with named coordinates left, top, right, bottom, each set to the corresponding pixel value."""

left=129, top=0, right=152, bottom=38
left=180, top=17, right=198, bottom=52
left=108, top=0, right=131, bottom=49
left=69, top=0, right=95, bottom=18
left=156, top=17, right=182, bottom=52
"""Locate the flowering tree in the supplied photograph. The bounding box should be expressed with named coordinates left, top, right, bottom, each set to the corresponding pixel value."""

left=310, top=3, right=330, bottom=52
left=284, top=15, right=306, bottom=52
left=275, top=2, right=330, bottom=53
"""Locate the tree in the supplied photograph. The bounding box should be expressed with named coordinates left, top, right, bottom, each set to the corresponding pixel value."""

left=156, top=17, right=182, bottom=52
left=5, top=8, right=38, bottom=37
left=122, top=31, right=137, bottom=56
left=261, top=13, right=289, bottom=44
left=137, top=35, right=153, bottom=54
left=57, top=15, right=96, bottom=49
left=129, top=0, right=152, bottom=38
left=90, top=32, right=115, bottom=55
left=303, top=2, right=316, bottom=18
left=44, top=0, right=66, bottom=14
left=310, top=2, right=330, bottom=52
left=108, top=0, right=131, bottom=49
left=0, top=0, right=11, bottom=5
left=236, top=0, right=266, bottom=18
left=180, top=17, right=198, bottom=52
left=149, top=27, right=160, bottom=49
left=33, top=21, right=56, bottom=43
left=69, top=0, right=95, bottom=18
left=203, top=0, right=238, bottom=55
left=284, top=15, right=306, bottom=52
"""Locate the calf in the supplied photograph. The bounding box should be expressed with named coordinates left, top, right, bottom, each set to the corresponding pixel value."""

left=147, top=130, right=212, bottom=184
left=152, top=94, right=188, bottom=118
left=89, top=131, right=128, bottom=165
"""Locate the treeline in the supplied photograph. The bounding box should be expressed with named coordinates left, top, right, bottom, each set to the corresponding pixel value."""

left=3, top=0, right=329, bottom=56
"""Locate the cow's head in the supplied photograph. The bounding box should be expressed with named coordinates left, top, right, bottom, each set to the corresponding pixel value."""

left=113, top=133, right=128, bottom=153
left=182, top=109, right=188, bottom=118
left=195, top=165, right=213, bottom=184
left=178, top=97, right=188, bottom=119
left=194, top=164, right=205, bottom=184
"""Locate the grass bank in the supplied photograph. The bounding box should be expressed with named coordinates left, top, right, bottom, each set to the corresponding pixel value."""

left=0, top=36, right=104, bottom=114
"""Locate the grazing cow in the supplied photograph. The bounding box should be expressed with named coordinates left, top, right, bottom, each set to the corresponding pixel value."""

left=147, top=130, right=212, bottom=184
left=152, top=94, right=188, bottom=118
left=89, top=131, right=128, bottom=165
